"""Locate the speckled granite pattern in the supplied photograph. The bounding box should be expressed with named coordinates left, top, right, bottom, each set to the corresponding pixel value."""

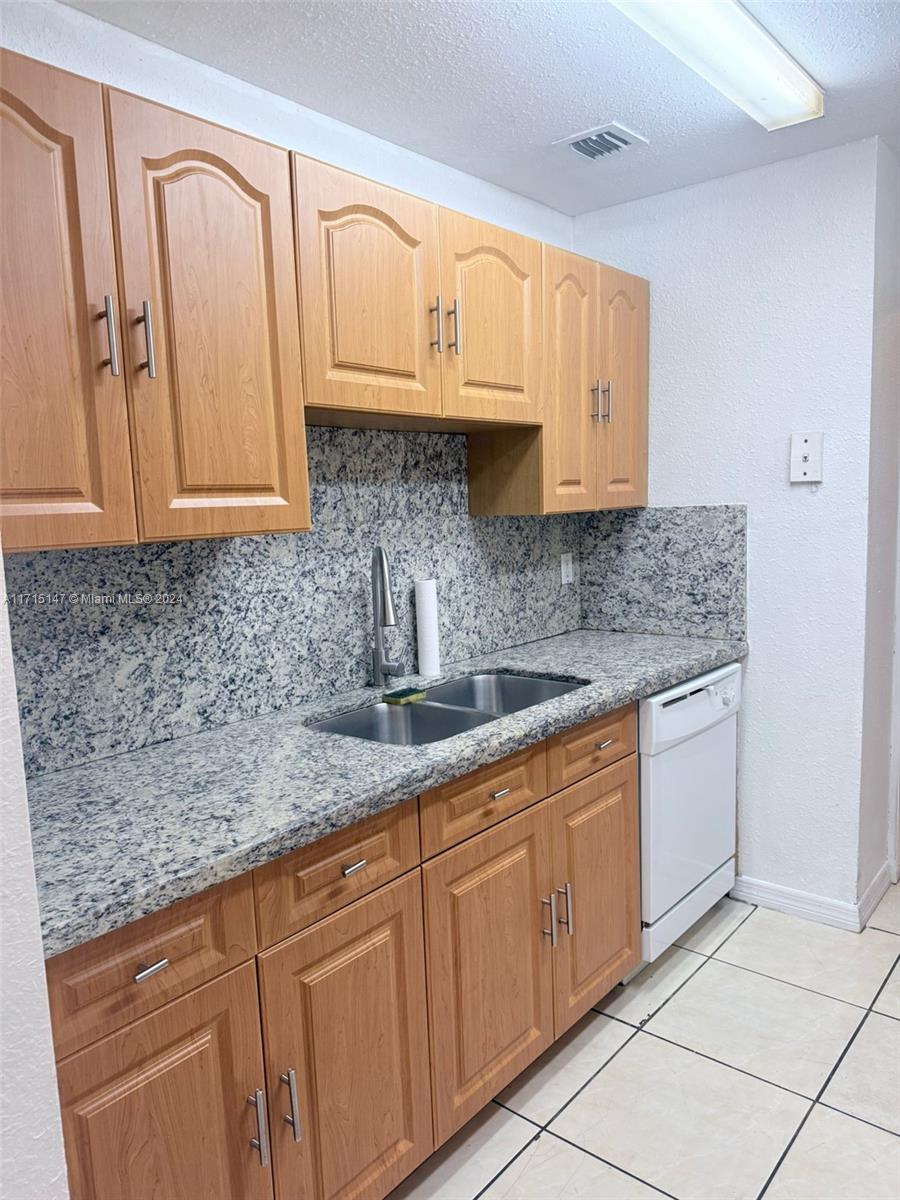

left=27, top=630, right=746, bottom=957
left=4, top=428, right=582, bottom=777
left=582, top=505, right=747, bottom=639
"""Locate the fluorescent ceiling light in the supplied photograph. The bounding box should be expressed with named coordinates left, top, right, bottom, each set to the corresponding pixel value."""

left=609, top=0, right=824, bottom=130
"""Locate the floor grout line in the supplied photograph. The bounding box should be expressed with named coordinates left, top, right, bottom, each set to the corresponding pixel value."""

left=708, top=955, right=878, bottom=1010
left=545, top=1130, right=680, bottom=1199
left=675, top=899, right=758, bottom=958
left=540, top=1025, right=642, bottom=1128
left=755, top=948, right=900, bottom=1199
left=490, top=1099, right=542, bottom=1131
left=635, top=1026, right=821, bottom=1101
left=816, top=1100, right=900, bottom=1140
left=470, top=1127, right=541, bottom=1200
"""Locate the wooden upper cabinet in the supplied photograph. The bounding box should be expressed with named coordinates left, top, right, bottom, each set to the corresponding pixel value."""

left=0, top=52, right=137, bottom=552
left=294, top=156, right=442, bottom=419
left=549, top=757, right=641, bottom=1036
left=597, top=265, right=649, bottom=508
left=258, top=872, right=433, bottom=1200
left=105, top=89, right=310, bottom=541
left=541, top=246, right=599, bottom=513
left=57, top=963, right=273, bottom=1200
left=423, top=804, right=554, bottom=1143
left=439, top=209, right=542, bottom=423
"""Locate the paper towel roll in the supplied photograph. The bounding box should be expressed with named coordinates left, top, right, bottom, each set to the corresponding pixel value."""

left=415, top=578, right=441, bottom=677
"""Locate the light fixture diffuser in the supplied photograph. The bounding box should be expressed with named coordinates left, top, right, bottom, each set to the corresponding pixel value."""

left=609, top=0, right=824, bottom=130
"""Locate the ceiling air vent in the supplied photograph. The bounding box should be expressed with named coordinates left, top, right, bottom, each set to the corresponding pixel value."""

left=556, top=122, right=648, bottom=162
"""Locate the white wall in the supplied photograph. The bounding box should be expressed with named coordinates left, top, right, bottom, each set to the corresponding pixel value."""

left=574, top=142, right=880, bottom=913
left=0, top=546, right=69, bottom=1200
left=0, top=0, right=572, bottom=249
left=859, top=141, right=900, bottom=902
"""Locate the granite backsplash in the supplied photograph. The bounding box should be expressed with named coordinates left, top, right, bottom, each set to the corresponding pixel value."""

left=582, top=505, right=747, bottom=640
left=4, top=428, right=582, bottom=777
left=3, top=426, right=746, bottom=779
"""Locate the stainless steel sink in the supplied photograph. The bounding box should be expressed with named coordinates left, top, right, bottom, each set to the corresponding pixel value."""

left=425, top=672, right=584, bottom=715
left=308, top=700, right=497, bottom=746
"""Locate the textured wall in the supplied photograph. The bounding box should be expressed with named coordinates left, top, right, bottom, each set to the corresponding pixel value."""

left=0, top=549, right=69, bottom=1200
left=582, top=506, right=746, bottom=640
left=5, top=429, right=583, bottom=777
left=0, top=0, right=572, bottom=249
left=575, top=141, right=879, bottom=907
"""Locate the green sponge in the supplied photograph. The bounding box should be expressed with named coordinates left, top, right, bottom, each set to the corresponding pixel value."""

left=383, top=686, right=427, bottom=705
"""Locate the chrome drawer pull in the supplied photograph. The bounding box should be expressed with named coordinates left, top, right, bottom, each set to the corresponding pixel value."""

left=542, top=893, right=559, bottom=948
left=341, top=858, right=368, bottom=877
left=490, top=787, right=511, bottom=801
left=430, top=294, right=444, bottom=352
left=99, top=294, right=120, bottom=376
left=595, top=738, right=614, bottom=752
left=590, top=378, right=601, bottom=421
left=447, top=297, right=462, bottom=355
left=248, top=1089, right=270, bottom=1166
left=136, top=299, right=157, bottom=377
left=558, top=883, right=575, bottom=936
left=133, top=957, right=169, bottom=984
left=280, top=1069, right=302, bottom=1142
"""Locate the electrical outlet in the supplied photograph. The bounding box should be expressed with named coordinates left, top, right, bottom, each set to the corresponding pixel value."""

left=561, top=552, right=575, bottom=585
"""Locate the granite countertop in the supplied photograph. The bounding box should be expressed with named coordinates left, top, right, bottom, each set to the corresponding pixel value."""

left=27, top=629, right=747, bottom=958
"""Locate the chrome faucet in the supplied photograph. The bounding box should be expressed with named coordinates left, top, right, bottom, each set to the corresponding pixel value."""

left=371, top=546, right=404, bottom=688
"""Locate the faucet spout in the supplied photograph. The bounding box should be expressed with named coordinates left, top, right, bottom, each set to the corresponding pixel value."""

left=371, top=546, right=404, bottom=687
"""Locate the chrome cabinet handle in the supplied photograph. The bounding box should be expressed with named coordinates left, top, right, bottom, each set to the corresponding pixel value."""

left=341, top=858, right=367, bottom=877
left=558, top=883, right=574, bottom=936
left=137, top=299, right=157, bottom=378
left=248, top=1089, right=270, bottom=1167
left=447, top=298, right=462, bottom=356
left=490, top=787, right=511, bottom=801
left=430, top=294, right=444, bottom=352
left=595, top=738, right=614, bottom=752
left=133, top=957, right=169, bottom=984
left=602, top=379, right=614, bottom=422
left=99, top=294, right=120, bottom=376
left=280, top=1069, right=302, bottom=1143
left=542, top=892, right=559, bottom=948
left=590, top=378, right=601, bottom=420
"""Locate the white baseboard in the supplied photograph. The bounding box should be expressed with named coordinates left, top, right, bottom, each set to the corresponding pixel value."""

left=858, top=862, right=893, bottom=929
left=730, top=875, right=863, bottom=932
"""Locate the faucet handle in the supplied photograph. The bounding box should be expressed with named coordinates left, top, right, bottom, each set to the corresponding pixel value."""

left=384, top=659, right=405, bottom=678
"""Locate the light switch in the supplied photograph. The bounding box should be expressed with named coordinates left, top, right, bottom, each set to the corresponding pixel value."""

left=790, top=432, right=824, bottom=483
left=561, top=552, right=575, bottom=585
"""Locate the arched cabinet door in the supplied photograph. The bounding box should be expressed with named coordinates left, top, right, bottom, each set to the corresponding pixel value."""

left=294, top=156, right=442, bottom=418
left=106, top=90, right=310, bottom=541
left=0, top=52, right=137, bottom=551
left=542, top=246, right=599, bottom=512
left=597, top=265, right=649, bottom=509
left=439, top=210, right=542, bottom=424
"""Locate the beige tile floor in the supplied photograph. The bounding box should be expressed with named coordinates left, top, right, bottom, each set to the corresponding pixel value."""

left=392, top=888, right=900, bottom=1200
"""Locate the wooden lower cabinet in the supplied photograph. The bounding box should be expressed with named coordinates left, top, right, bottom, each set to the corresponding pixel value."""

left=424, top=754, right=640, bottom=1141
left=257, top=872, right=433, bottom=1199
left=549, top=757, right=641, bottom=1035
left=51, top=733, right=640, bottom=1200
left=423, top=805, right=556, bottom=1143
left=56, top=962, right=273, bottom=1200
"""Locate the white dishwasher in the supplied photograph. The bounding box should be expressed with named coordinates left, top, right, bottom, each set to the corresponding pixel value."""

left=639, top=662, right=741, bottom=962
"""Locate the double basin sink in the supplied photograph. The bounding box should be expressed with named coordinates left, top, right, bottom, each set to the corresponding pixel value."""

left=309, top=672, right=585, bottom=745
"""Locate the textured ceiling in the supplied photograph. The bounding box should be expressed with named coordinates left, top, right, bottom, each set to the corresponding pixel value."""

left=63, top=0, right=900, bottom=215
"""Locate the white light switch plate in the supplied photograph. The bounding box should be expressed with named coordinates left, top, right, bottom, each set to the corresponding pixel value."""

left=790, top=432, right=824, bottom=483
left=561, top=552, right=574, bottom=585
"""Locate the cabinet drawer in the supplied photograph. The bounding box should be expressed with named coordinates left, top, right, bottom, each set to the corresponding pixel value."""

left=46, top=875, right=257, bottom=1060
left=546, top=703, right=636, bottom=792
left=420, top=744, right=548, bottom=857
left=253, top=798, right=420, bottom=948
